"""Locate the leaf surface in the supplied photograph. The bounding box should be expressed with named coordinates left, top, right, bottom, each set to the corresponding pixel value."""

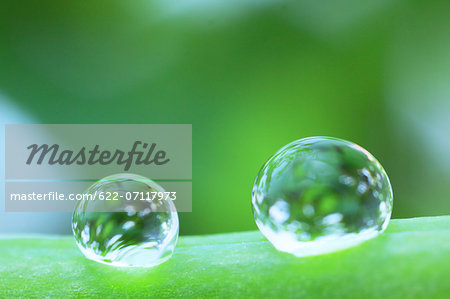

left=0, top=216, right=449, bottom=298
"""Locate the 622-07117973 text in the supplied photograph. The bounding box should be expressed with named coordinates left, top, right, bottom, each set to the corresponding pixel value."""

left=9, top=191, right=177, bottom=201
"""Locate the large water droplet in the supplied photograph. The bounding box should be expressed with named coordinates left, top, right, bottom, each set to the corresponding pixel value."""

left=252, top=137, right=393, bottom=257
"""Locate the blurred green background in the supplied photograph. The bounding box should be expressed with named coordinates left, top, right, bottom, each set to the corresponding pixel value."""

left=0, top=0, right=449, bottom=235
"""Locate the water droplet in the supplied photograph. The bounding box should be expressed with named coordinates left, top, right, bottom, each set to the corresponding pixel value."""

left=252, top=137, right=393, bottom=257
left=72, top=173, right=178, bottom=267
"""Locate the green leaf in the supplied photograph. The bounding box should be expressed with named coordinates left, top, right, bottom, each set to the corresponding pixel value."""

left=0, top=216, right=449, bottom=298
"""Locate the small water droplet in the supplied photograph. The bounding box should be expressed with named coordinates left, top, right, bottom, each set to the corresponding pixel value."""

left=72, top=173, right=179, bottom=267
